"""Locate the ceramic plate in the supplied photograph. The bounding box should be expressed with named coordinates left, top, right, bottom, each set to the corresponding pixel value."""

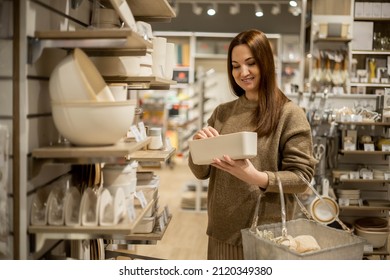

left=99, top=188, right=115, bottom=226
left=47, top=185, right=67, bottom=225
left=81, top=188, right=100, bottom=226
left=64, top=187, right=81, bottom=226
left=30, top=187, right=51, bottom=225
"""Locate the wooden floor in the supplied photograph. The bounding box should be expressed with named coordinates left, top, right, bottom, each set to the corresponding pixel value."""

left=131, top=158, right=208, bottom=260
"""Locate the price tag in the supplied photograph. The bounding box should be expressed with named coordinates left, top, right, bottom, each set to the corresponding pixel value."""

left=344, top=142, right=356, bottom=151
left=164, top=205, right=170, bottom=219
left=382, top=144, right=390, bottom=152
left=137, top=122, right=147, bottom=140
left=362, top=171, right=373, bottom=180
left=384, top=172, right=390, bottom=180
left=349, top=171, right=360, bottom=179
left=158, top=215, right=166, bottom=232
left=338, top=198, right=350, bottom=206
left=127, top=203, right=136, bottom=222
left=134, top=191, right=147, bottom=208
left=364, top=143, right=375, bottom=151
left=363, top=244, right=373, bottom=253
left=130, top=125, right=142, bottom=142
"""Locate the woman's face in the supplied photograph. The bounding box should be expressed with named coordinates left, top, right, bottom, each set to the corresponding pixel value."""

left=231, top=44, right=260, bottom=99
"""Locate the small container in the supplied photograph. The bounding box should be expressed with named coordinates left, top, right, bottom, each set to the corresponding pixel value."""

left=148, top=127, right=163, bottom=150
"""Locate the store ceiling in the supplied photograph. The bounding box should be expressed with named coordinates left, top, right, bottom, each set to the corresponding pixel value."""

left=151, top=0, right=303, bottom=35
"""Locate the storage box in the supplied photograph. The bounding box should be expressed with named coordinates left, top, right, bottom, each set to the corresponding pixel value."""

left=241, top=219, right=365, bottom=260
left=352, top=21, right=373, bottom=50
left=188, top=132, right=257, bottom=165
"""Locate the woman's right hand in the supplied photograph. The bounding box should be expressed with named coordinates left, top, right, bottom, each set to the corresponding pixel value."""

left=193, top=126, right=219, bottom=140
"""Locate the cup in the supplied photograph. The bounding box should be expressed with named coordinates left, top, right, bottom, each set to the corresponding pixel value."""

left=151, top=37, right=167, bottom=78
left=164, top=42, right=175, bottom=80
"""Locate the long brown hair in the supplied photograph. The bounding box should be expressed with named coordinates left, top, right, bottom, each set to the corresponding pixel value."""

left=227, top=29, right=288, bottom=137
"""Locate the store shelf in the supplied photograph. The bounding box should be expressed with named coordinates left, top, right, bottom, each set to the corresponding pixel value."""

left=340, top=150, right=390, bottom=155
left=349, top=83, right=390, bottom=88
left=28, top=198, right=155, bottom=251
left=337, top=122, right=390, bottom=127
left=130, top=146, right=176, bottom=162
left=104, top=76, right=177, bottom=90
left=28, top=30, right=152, bottom=64
left=338, top=179, right=390, bottom=184
left=340, top=205, right=390, bottom=211
left=121, top=214, right=172, bottom=241
left=126, top=0, right=176, bottom=22
left=351, top=50, right=390, bottom=55
left=313, top=37, right=352, bottom=43
left=32, top=138, right=151, bottom=162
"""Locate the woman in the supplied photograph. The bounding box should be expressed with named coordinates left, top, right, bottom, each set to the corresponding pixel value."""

left=188, top=29, right=317, bottom=260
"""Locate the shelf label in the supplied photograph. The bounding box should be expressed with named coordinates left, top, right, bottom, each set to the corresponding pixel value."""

left=363, top=244, right=373, bottom=253
left=363, top=143, right=375, bottom=152
left=135, top=190, right=147, bottom=208
left=362, top=171, right=373, bottom=180
left=130, top=125, right=143, bottom=142
left=382, top=144, right=390, bottom=152
left=338, top=198, right=350, bottom=206
left=344, top=142, right=356, bottom=151
left=158, top=215, right=166, bottom=232
left=138, top=122, right=147, bottom=140
left=349, top=171, right=360, bottom=179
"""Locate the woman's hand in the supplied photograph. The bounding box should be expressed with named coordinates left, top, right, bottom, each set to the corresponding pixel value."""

left=193, top=126, right=219, bottom=140
left=211, top=155, right=268, bottom=188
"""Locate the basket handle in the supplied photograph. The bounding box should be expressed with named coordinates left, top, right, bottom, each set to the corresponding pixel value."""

left=250, top=190, right=264, bottom=233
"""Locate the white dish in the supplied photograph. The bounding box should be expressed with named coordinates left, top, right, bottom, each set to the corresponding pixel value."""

left=64, top=187, right=81, bottom=226
left=90, top=56, right=141, bottom=77
left=47, top=185, right=68, bottom=226
left=49, top=48, right=115, bottom=102
left=51, top=100, right=136, bottom=146
left=81, top=188, right=100, bottom=226
left=99, top=188, right=115, bottom=226
left=188, top=132, right=258, bottom=165
left=109, top=0, right=137, bottom=32
left=30, top=187, right=51, bottom=225
left=102, top=161, right=138, bottom=186
left=113, top=188, right=127, bottom=224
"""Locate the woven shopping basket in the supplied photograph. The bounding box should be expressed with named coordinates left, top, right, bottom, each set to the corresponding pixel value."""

left=241, top=175, right=365, bottom=260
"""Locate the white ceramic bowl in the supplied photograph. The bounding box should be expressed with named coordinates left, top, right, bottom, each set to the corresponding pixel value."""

left=189, top=132, right=258, bottom=165
left=102, top=162, right=138, bottom=187
left=51, top=100, right=136, bottom=146
left=90, top=56, right=141, bottom=77
left=49, top=48, right=115, bottom=102
left=354, top=227, right=389, bottom=248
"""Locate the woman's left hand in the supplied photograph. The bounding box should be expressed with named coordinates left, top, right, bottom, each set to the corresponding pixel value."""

left=211, top=155, right=267, bottom=187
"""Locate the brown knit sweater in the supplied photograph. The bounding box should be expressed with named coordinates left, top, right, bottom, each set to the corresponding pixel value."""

left=188, top=95, right=317, bottom=245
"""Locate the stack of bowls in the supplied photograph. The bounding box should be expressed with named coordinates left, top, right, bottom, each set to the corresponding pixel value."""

left=354, top=217, right=389, bottom=248
left=49, top=48, right=136, bottom=146
left=102, top=161, right=138, bottom=208
left=336, top=189, right=361, bottom=205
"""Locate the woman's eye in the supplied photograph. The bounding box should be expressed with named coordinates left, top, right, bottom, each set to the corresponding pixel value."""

left=232, top=65, right=240, bottom=69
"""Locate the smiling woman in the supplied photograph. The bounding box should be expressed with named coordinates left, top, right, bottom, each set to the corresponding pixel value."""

left=188, top=29, right=317, bottom=260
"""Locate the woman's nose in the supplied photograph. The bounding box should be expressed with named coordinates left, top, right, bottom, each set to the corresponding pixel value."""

left=240, top=65, right=250, bottom=76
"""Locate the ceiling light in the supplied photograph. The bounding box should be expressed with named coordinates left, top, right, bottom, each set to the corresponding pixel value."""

left=229, top=3, right=240, bottom=15
left=192, top=3, right=202, bottom=15
left=207, top=3, right=217, bottom=16
left=254, top=3, right=263, bottom=17
left=271, top=4, right=281, bottom=15
left=289, top=1, right=298, bottom=7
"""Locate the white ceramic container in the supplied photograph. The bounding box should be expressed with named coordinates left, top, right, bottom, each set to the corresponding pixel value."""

left=51, top=100, right=136, bottom=146
left=49, top=48, right=115, bottom=102
left=90, top=56, right=141, bottom=77
left=188, top=131, right=258, bottom=165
